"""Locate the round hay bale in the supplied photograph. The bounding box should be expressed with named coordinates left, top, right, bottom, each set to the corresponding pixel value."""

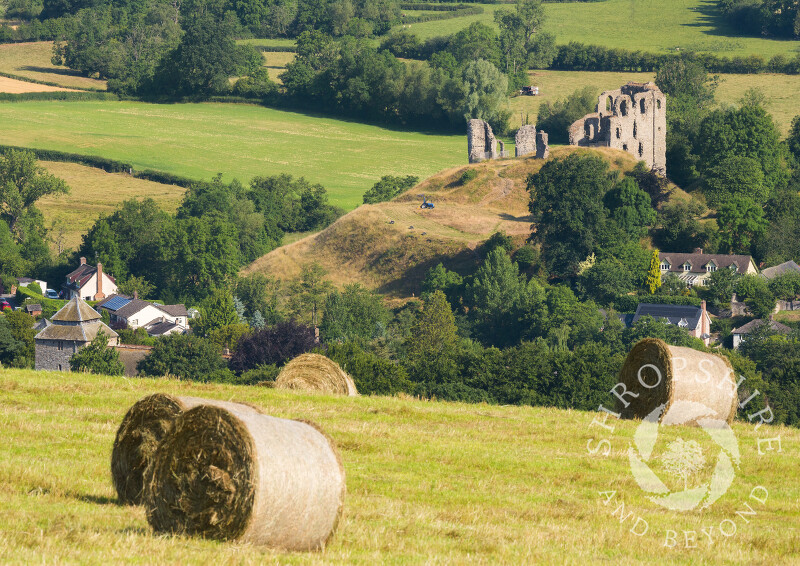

left=275, top=353, right=358, bottom=396
left=618, top=338, right=738, bottom=426
left=111, top=394, right=262, bottom=505
left=143, top=405, right=346, bottom=550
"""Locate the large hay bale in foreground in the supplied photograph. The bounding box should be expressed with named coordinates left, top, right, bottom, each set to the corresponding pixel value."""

left=111, top=394, right=262, bottom=505
left=618, top=339, right=738, bottom=426
left=275, top=353, right=358, bottom=396
left=143, top=405, right=345, bottom=550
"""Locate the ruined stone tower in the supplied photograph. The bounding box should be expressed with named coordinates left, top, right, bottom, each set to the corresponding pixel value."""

left=568, top=82, right=666, bottom=175
left=467, top=119, right=497, bottom=163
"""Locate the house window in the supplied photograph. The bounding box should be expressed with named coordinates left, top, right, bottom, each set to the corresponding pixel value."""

left=58, top=341, right=64, bottom=351
left=683, top=263, right=692, bottom=271
left=660, top=262, right=670, bottom=271
left=706, top=264, right=717, bottom=272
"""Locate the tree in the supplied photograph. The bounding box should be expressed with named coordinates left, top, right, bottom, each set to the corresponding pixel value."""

left=528, top=153, right=614, bottom=277
left=704, top=156, right=768, bottom=208
left=0, top=149, right=69, bottom=237
left=536, top=86, right=597, bottom=145
left=319, top=283, right=390, bottom=342
left=229, top=320, right=317, bottom=373
left=447, top=22, right=500, bottom=66
left=717, top=196, right=768, bottom=254
left=234, top=273, right=281, bottom=326
left=646, top=250, right=661, bottom=294
left=788, top=115, right=800, bottom=165
left=451, top=59, right=509, bottom=132
left=407, top=290, right=458, bottom=360
left=494, top=0, right=555, bottom=78
left=706, top=267, right=739, bottom=307
left=70, top=331, right=124, bottom=375
left=655, top=56, right=717, bottom=107
left=653, top=200, right=717, bottom=253
left=736, top=274, right=776, bottom=318
left=117, top=275, right=155, bottom=300
left=362, top=175, right=418, bottom=204
left=604, top=177, right=656, bottom=238
left=578, top=257, right=634, bottom=305
left=421, top=263, right=463, bottom=306
left=466, top=247, right=545, bottom=347
left=191, top=293, right=239, bottom=337
left=137, top=334, right=230, bottom=381
left=288, top=262, right=334, bottom=326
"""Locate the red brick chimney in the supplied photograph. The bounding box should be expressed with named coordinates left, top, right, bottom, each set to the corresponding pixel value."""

left=94, top=263, right=105, bottom=300
left=694, top=248, right=703, bottom=254
left=133, top=290, right=138, bottom=300
left=80, top=256, right=87, bottom=265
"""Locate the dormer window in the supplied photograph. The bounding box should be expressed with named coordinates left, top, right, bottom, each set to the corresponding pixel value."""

left=683, top=262, right=692, bottom=271
left=678, top=318, right=688, bottom=328
left=706, top=261, right=717, bottom=272
left=660, top=261, right=670, bottom=271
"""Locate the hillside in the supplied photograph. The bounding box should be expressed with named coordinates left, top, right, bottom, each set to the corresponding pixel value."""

left=36, top=161, right=186, bottom=251
left=1, top=368, right=797, bottom=563
left=0, top=100, right=464, bottom=210
left=243, top=146, right=640, bottom=297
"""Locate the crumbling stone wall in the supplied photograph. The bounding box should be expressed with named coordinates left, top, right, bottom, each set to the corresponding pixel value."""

left=515, top=125, right=537, bottom=157
left=467, top=119, right=498, bottom=163
left=568, top=82, right=666, bottom=175
left=535, top=131, right=549, bottom=159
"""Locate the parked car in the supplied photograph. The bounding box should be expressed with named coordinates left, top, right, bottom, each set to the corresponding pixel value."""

left=0, top=300, right=11, bottom=310
left=520, top=86, right=539, bottom=96
left=45, top=289, right=59, bottom=299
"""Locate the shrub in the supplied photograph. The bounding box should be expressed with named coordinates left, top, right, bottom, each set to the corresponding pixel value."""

left=458, top=169, right=477, bottom=185
left=27, top=282, right=42, bottom=296
left=327, top=342, right=412, bottom=395
left=137, top=334, right=228, bottom=381
left=229, top=320, right=317, bottom=373
left=70, top=332, right=124, bottom=375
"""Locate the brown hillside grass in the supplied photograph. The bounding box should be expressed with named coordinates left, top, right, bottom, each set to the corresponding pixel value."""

left=0, top=42, right=106, bottom=90
left=0, top=76, right=75, bottom=93
left=243, top=146, right=640, bottom=297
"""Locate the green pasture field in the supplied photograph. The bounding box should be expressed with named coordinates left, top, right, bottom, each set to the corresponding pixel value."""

left=0, top=100, right=465, bottom=210
left=0, top=41, right=106, bottom=90
left=0, top=368, right=797, bottom=563
left=508, top=70, right=800, bottom=136
left=400, top=0, right=800, bottom=58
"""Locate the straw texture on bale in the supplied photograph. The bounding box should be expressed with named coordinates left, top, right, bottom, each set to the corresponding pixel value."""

left=143, top=405, right=346, bottom=550
left=275, top=353, right=358, bottom=396
left=111, top=394, right=262, bottom=505
left=618, top=338, right=738, bottom=426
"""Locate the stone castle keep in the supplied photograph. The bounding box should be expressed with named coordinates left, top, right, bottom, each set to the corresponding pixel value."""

left=568, top=82, right=666, bottom=175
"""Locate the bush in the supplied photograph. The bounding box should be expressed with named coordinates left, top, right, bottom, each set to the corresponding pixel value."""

left=70, top=332, right=124, bottom=375
left=27, top=282, right=42, bottom=296
left=229, top=320, right=317, bottom=373
left=458, top=169, right=477, bottom=185
left=536, top=86, right=597, bottom=144
left=362, top=175, right=419, bottom=204
left=327, top=342, right=412, bottom=395
left=137, top=334, right=229, bottom=381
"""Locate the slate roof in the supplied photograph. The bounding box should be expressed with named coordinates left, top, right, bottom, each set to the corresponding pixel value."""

left=65, top=263, right=116, bottom=289
left=51, top=296, right=101, bottom=322
left=760, top=260, right=800, bottom=280
left=156, top=304, right=188, bottom=317
left=732, top=319, right=792, bottom=335
left=659, top=252, right=754, bottom=275
left=112, top=298, right=188, bottom=320
left=146, top=320, right=181, bottom=336
left=620, top=303, right=706, bottom=331
left=25, top=304, right=42, bottom=313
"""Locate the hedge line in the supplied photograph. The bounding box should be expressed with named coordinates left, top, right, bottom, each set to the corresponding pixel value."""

left=252, top=45, right=297, bottom=53
left=401, top=5, right=483, bottom=23
left=0, top=143, right=207, bottom=189
left=0, top=91, right=117, bottom=102
left=400, top=2, right=483, bottom=10
left=552, top=42, right=800, bottom=74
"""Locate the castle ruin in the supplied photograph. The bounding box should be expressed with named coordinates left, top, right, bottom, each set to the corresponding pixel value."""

left=468, top=119, right=549, bottom=163
left=568, top=82, right=666, bottom=175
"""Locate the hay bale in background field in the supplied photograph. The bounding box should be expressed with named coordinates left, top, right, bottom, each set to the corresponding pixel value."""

left=111, top=394, right=262, bottom=505
left=618, top=338, right=738, bottom=426
left=275, top=354, right=358, bottom=396
left=143, top=405, right=345, bottom=550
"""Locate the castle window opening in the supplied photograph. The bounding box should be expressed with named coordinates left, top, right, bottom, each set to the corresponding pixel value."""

left=638, top=142, right=644, bottom=157
left=620, top=100, right=628, bottom=116
left=633, top=121, right=637, bottom=138
left=640, top=99, right=646, bottom=114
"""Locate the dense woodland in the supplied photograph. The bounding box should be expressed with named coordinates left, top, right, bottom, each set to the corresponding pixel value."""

left=1, top=0, right=800, bottom=426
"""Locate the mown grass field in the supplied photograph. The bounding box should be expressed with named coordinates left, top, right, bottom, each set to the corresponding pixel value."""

left=507, top=70, right=800, bottom=136
left=401, top=0, right=800, bottom=58
left=1, top=368, right=797, bottom=563
left=0, top=41, right=106, bottom=90
left=0, top=100, right=465, bottom=210
left=36, top=161, right=186, bottom=251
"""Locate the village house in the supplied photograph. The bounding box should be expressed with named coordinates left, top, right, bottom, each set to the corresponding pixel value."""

left=619, top=302, right=712, bottom=346
left=731, top=318, right=792, bottom=349
left=96, top=294, right=189, bottom=336
left=760, top=260, right=800, bottom=280
left=34, top=296, right=119, bottom=371
left=64, top=258, right=118, bottom=301
left=659, top=249, right=758, bottom=287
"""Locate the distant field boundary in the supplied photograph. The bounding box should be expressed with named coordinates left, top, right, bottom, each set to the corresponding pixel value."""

left=0, top=90, right=116, bottom=101
left=0, top=143, right=206, bottom=189
left=0, top=70, right=103, bottom=92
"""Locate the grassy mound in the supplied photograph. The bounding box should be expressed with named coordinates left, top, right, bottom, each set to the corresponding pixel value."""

left=0, top=368, right=797, bottom=562
left=243, top=146, right=639, bottom=297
